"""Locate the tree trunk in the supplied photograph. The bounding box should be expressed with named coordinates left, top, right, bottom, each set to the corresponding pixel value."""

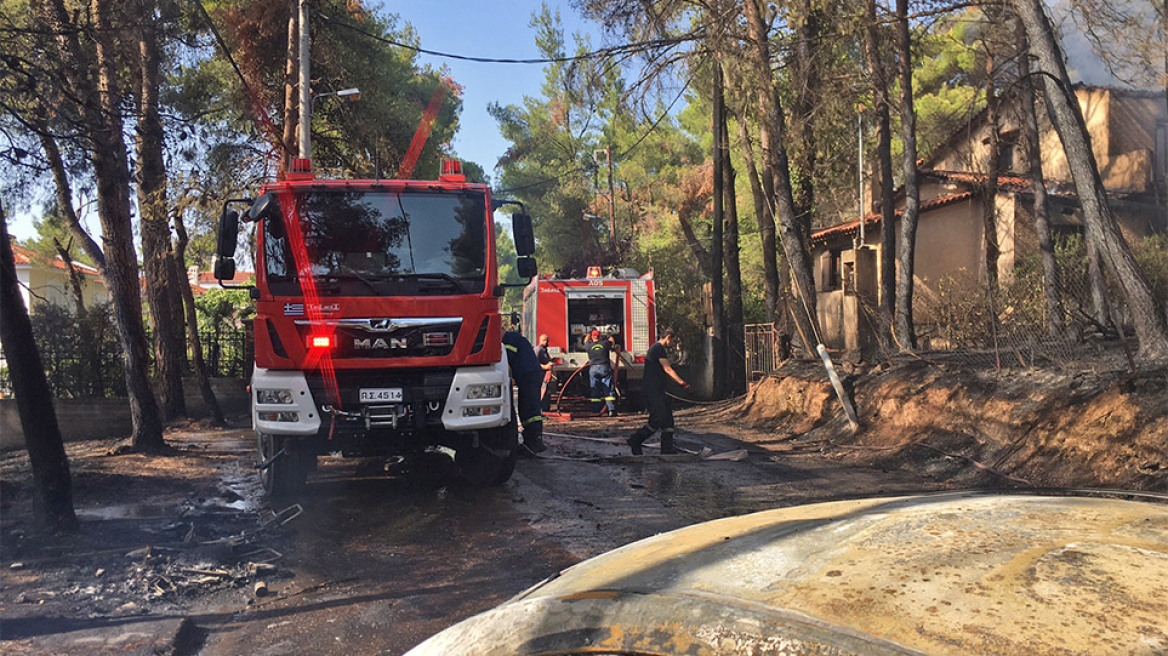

left=722, top=113, right=746, bottom=396
left=173, top=208, right=225, bottom=425
left=863, top=0, right=897, bottom=335
left=744, top=0, right=820, bottom=353
left=981, top=51, right=1002, bottom=291
left=39, top=133, right=105, bottom=271
left=1, top=209, right=78, bottom=533
left=1015, top=20, right=1065, bottom=338
left=894, top=0, right=921, bottom=349
left=136, top=0, right=186, bottom=421
left=736, top=117, right=779, bottom=324
left=791, top=0, right=820, bottom=244
left=1014, top=0, right=1168, bottom=359
left=711, top=62, right=726, bottom=398
left=1087, top=238, right=1111, bottom=327
left=85, top=0, right=166, bottom=450
left=53, top=238, right=87, bottom=315
left=41, top=134, right=105, bottom=397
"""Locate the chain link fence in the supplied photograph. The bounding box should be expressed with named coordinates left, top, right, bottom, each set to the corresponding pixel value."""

left=746, top=234, right=1168, bottom=378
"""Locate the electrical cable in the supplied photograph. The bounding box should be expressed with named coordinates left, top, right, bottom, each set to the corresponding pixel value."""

left=313, top=8, right=698, bottom=65
left=191, top=0, right=282, bottom=150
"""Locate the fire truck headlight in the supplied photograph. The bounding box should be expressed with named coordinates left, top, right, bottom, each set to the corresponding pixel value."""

left=465, top=383, right=502, bottom=400
left=256, top=389, right=295, bottom=404
left=462, top=405, right=501, bottom=418
left=258, top=411, right=300, bottom=422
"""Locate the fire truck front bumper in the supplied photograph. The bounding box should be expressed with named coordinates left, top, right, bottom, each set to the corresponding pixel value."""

left=252, top=367, right=323, bottom=436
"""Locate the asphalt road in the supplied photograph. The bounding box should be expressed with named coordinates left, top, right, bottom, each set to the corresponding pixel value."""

left=194, top=416, right=946, bottom=655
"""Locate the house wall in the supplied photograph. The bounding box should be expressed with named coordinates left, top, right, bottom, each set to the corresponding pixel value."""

left=910, top=198, right=983, bottom=296
left=15, top=265, right=31, bottom=312
left=22, top=266, right=107, bottom=313
left=933, top=88, right=1164, bottom=194
left=814, top=199, right=984, bottom=348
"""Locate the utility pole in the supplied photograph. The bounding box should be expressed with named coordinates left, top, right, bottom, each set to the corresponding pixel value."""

left=858, top=113, right=865, bottom=245
left=297, top=0, right=311, bottom=161
left=606, top=145, right=616, bottom=252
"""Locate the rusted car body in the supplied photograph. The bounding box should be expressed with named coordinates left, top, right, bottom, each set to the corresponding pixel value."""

left=407, top=492, right=1168, bottom=655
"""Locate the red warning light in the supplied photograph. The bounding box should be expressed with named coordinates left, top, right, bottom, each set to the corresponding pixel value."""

left=587, top=266, right=602, bottom=278
left=309, top=335, right=332, bottom=349
left=439, top=160, right=466, bottom=182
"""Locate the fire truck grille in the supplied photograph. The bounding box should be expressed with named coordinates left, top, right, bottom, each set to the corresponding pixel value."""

left=297, top=319, right=462, bottom=359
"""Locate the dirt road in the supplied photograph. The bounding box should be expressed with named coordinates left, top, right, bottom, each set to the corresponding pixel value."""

left=1, top=411, right=948, bottom=655
left=197, top=412, right=948, bottom=655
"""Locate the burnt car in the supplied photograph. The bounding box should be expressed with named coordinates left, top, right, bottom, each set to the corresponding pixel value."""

left=407, top=491, right=1168, bottom=655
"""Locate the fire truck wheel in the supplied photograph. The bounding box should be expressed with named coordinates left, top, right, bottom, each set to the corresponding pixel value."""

left=457, top=422, right=518, bottom=487
left=258, top=432, right=310, bottom=496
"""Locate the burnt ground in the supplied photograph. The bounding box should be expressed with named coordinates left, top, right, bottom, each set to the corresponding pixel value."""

left=2, top=358, right=1165, bottom=654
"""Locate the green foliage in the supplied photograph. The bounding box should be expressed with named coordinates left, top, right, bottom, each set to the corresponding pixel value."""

left=1132, top=234, right=1168, bottom=306
left=194, top=286, right=255, bottom=334
left=890, top=8, right=996, bottom=165
left=494, top=220, right=524, bottom=314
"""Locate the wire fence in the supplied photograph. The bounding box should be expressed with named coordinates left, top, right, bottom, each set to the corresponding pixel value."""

left=0, top=303, right=251, bottom=399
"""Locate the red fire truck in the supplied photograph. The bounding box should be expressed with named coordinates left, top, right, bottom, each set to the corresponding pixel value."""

left=521, top=267, right=656, bottom=410
left=212, top=159, right=536, bottom=494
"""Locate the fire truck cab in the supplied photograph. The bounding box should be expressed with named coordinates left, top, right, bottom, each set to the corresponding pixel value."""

left=213, top=159, right=537, bottom=494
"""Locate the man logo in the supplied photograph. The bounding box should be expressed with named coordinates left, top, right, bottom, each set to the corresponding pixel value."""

left=354, top=337, right=408, bottom=350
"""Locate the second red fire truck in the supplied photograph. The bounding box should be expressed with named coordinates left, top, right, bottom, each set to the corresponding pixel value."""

left=521, top=267, right=657, bottom=410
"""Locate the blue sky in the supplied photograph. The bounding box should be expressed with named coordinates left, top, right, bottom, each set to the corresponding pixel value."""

left=383, top=0, right=598, bottom=184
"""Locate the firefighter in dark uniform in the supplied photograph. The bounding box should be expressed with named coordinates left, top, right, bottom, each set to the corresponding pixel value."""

left=503, top=331, right=546, bottom=454
left=627, top=328, right=689, bottom=455
left=585, top=329, right=618, bottom=417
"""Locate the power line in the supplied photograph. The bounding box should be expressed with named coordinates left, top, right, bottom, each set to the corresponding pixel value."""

left=497, top=80, right=691, bottom=196
left=313, top=8, right=695, bottom=65
left=191, top=0, right=282, bottom=149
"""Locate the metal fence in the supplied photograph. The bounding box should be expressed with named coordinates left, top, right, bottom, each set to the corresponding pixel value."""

left=199, top=328, right=250, bottom=380
left=0, top=307, right=250, bottom=398
left=745, top=323, right=787, bottom=381
left=746, top=234, right=1167, bottom=378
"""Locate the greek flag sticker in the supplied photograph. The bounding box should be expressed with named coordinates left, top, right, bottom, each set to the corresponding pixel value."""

left=284, top=303, right=304, bottom=316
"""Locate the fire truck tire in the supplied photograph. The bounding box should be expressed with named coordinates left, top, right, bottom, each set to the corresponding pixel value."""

left=258, top=432, right=310, bottom=496
left=458, top=421, right=518, bottom=487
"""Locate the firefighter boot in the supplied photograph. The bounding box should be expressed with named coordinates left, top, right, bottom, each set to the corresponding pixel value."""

left=626, top=427, right=651, bottom=456
left=523, top=422, right=547, bottom=454
left=659, top=430, right=678, bottom=455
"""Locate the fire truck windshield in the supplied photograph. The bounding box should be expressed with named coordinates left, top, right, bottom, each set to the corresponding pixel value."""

left=263, top=189, right=488, bottom=296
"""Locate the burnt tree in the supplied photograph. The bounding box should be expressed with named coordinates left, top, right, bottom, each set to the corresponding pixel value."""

left=0, top=210, right=78, bottom=533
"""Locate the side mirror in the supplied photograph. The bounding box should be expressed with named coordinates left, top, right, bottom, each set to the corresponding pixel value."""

left=516, top=256, right=537, bottom=279
left=213, top=254, right=236, bottom=281
left=512, top=212, right=535, bottom=257
left=248, top=192, right=277, bottom=222
left=216, top=208, right=240, bottom=258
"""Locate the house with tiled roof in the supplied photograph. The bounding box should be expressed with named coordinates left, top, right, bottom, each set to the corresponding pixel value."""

left=9, top=240, right=108, bottom=313
left=809, top=85, right=1167, bottom=352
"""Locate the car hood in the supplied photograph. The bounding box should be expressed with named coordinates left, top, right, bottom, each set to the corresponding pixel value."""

left=407, top=491, right=1168, bottom=655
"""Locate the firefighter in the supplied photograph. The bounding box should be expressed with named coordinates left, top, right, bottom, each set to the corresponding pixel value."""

left=627, top=328, right=689, bottom=455
left=585, top=329, right=618, bottom=417
left=503, top=331, right=546, bottom=454
left=535, top=333, right=554, bottom=410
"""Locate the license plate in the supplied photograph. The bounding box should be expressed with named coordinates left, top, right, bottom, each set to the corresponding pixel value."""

left=359, top=388, right=403, bottom=403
